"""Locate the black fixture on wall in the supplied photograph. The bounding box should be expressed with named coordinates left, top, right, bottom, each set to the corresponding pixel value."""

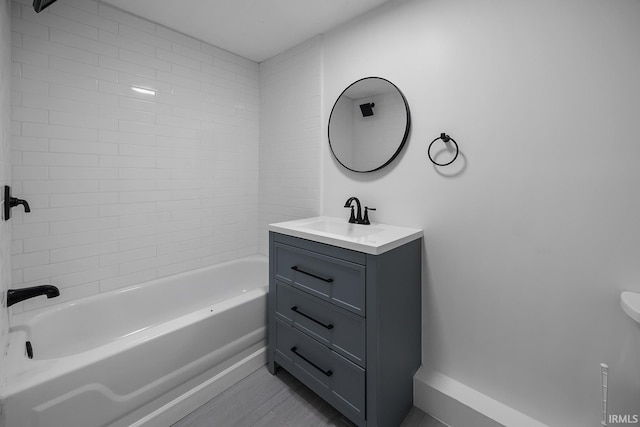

left=33, top=0, right=58, bottom=13
left=359, top=102, right=375, bottom=117
left=4, top=186, right=31, bottom=221
left=7, top=285, right=60, bottom=307
left=428, top=133, right=459, bottom=166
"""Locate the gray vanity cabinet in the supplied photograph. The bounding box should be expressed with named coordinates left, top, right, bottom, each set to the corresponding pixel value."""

left=268, top=232, right=422, bottom=427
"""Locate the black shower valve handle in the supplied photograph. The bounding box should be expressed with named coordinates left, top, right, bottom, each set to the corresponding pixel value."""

left=4, top=186, right=31, bottom=221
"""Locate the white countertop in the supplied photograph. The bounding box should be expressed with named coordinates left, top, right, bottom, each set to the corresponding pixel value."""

left=268, top=216, right=423, bottom=255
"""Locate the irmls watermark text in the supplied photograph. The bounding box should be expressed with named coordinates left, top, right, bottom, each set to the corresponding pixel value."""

left=608, top=414, right=640, bottom=424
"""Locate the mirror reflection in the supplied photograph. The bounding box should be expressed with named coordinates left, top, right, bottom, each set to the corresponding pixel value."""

left=328, top=77, right=410, bottom=173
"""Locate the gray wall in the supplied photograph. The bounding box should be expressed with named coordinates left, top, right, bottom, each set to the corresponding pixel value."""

left=321, top=0, right=640, bottom=425
left=258, top=36, right=322, bottom=254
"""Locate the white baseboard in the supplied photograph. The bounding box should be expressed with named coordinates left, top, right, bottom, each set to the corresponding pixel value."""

left=413, top=367, right=548, bottom=427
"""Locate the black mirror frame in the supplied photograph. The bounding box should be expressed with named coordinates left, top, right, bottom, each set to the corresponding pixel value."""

left=328, top=76, right=411, bottom=173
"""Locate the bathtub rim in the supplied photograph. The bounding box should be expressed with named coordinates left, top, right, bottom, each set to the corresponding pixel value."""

left=9, top=253, right=267, bottom=329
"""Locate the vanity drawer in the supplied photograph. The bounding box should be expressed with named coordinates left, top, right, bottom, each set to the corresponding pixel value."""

left=275, top=281, right=366, bottom=367
left=273, top=242, right=366, bottom=315
left=274, top=318, right=365, bottom=425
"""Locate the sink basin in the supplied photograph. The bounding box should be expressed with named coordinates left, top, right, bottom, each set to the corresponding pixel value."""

left=268, top=216, right=422, bottom=255
left=301, top=220, right=384, bottom=238
left=621, top=291, right=640, bottom=324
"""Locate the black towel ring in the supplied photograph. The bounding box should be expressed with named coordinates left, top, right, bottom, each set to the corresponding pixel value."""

left=428, top=133, right=459, bottom=166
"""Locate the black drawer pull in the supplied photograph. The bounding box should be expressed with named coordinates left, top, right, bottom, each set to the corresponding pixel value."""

left=291, top=266, right=334, bottom=283
left=291, top=306, right=334, bottom=330
left=291, top=346, right=333, bottom=377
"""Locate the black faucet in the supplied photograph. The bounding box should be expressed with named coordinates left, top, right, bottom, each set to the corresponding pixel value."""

left=7, top=285, right=60, bottom=307
left=344, top=197, right=363, bottom=224
left=344, top=197, right=377, bottom=225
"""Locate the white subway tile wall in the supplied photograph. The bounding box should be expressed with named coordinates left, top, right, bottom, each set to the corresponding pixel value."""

left=1, top=0, right=13, bottom=391
left=10, top=0, right=260, bottom=313
left=258, top=36, right=322, bottom=254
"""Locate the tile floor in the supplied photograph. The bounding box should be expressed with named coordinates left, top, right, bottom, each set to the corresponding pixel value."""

left=172, top=366, right=447, bottom=427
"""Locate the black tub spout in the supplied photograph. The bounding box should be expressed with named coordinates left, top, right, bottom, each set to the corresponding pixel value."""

left=7, top=285, right=60, bottom=307
left=11, top=197, right=30, bottom=213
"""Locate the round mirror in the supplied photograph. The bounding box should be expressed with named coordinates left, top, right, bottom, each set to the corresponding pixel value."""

left=328, top=77, right=411, bottom=173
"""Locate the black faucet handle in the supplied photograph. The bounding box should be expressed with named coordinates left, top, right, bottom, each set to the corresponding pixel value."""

left=363, top=207, right=376, bottom=225
left=347, top=206, right=356, bottom=223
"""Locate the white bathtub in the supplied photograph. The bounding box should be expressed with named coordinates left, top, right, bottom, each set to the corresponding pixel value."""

left=4, top=255, right=268, bottom=427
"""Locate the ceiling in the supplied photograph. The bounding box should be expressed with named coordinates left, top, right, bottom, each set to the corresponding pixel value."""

left=100, top=0, right=394, bottom=63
